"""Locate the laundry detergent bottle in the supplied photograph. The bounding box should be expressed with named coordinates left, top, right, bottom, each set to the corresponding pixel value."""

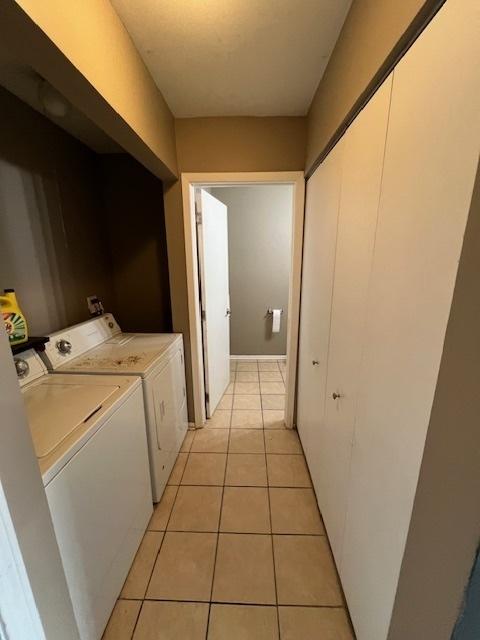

left=0, top=289, right=28, bottom=346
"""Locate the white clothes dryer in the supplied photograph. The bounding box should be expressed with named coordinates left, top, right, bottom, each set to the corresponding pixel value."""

left=15, top=349, right=152, bottom=640
left=42, top=314, right=188, bottom=502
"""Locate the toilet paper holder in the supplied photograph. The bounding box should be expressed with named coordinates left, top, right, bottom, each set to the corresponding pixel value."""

left=266, top=308, right=283, bottom=316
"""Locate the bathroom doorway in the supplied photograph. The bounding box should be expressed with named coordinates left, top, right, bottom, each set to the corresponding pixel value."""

left=181, top=172, right=305, bottom=428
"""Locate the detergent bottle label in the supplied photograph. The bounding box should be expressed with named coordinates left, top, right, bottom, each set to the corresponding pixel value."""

left=3, top=312, right=27, bottom=344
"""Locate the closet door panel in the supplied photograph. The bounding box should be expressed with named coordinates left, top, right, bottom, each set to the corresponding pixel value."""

left=320, top=76, right=392, bottom=562
left=296, top=139, right=344, bottom=487
left=341, top=2, right=480, bottom=639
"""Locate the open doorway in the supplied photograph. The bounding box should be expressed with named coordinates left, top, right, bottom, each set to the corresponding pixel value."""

left=181, top=172, right=305, bottom=428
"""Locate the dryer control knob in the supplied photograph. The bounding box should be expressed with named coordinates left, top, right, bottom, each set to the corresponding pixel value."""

left=15, top=358, right=30, bottom=379
left=57, top=339, right=72, bottom=354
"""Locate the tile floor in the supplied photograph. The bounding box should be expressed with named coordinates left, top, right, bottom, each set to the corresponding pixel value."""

left=103, top=359, right=354, bottom=640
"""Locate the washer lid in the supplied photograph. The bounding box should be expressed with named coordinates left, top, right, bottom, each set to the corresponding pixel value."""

left=23, top=380, right=120, bottom=458
left=55, top=334, right=180, bottom=375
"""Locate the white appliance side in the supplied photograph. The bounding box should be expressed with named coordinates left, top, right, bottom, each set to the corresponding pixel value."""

left=45, top=385, right=152, bottom=640
left=143, top=339, right=188, bottom=502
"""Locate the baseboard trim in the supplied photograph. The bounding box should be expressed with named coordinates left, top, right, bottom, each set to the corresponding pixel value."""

left=230, top=355, right=287, bottom=361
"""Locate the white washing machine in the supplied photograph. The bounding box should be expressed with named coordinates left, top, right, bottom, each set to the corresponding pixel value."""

left=15, top=349, right=152, bottom=640
left=41, top=314, right=188, bottom=502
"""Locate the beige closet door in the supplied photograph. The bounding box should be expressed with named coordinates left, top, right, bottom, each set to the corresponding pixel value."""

left=320, top=77, right=392, bottom=562
left=296, top=139, right=344, bottom=486
left=340, top=1, right=480, bottom=639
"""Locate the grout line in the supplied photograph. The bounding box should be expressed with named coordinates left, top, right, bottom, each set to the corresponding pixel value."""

left=143, top=446, right=192, bottom=599
left=138, top=597, right=345, bottom=609
left=157, top=529, right=324, bottom=537
left=204, top=409, right=230, bottom=640
left=261, top=407, right=282, bottom=638
left=129, top=599, right=144, bottom=639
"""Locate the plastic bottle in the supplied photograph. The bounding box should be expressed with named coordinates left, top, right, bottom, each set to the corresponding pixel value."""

left=0, top=289, right=28, bottom=346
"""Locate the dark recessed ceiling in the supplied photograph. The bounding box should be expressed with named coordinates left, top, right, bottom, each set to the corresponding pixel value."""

left=0, top=49, right=122, bottom=154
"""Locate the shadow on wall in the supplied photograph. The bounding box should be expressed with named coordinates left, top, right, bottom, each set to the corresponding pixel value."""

left=0, top=87, right=114, bottom=335
left=97, top=154, right=172, bottom=334
left=0, top=87, right=172, bottom=336
left=452, top=547, right=480, bottom=640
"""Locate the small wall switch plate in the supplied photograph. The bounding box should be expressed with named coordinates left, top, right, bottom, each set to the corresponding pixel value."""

left=87, top=295, right=104, bottom=316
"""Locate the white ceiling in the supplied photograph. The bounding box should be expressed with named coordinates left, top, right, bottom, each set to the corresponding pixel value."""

left=110, top=0, right=352, bottom=118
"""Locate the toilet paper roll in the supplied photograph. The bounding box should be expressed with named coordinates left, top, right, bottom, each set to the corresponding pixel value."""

left=272, top=309, right=281, bottom=333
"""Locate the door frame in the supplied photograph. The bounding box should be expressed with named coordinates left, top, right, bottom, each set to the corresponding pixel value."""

left=181, top=171, right=305, bottom=427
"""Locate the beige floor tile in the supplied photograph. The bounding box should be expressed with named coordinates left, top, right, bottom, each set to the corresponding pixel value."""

left=168, top=486, right=222, bottom=532
left=180, top=430, right=194, bottom=452
left=235, top=382, right=261, bottom=395
left=220, top=487, right=271, bottom=533
left=230, top=371, right=236, bottom=382
left=263, top=410, right=286, bottom=429
left=229, top=429, right=265, bottom=453
left=103, top=599, right=141, bottom=640
left=191, top=429, right=229, bottom=453
left=267, top=455, right=311, bottom=487
left=206, top=411, right=231, bottom=429
left=208, top=605, right=279, bottom=640
left=260, top=382, right=285, bottom=395
left=258, top=362, right=280, bottom=371
left=133, top=601, right=209, bottom=640
left=261, top=395, right=285, bottom=410
left=120, top=531, right=163, bottom=599
left=230, top=361, right=237, bottom=371
left=225, top=454, right=267, bottom=486
left=237, top=362, right=258, bottom=371
left=217, top=395, right=233, bottom=411
left=212, top=534, right=276, bottom=604
left=234, top=394, right=262, bottom=410
left=147, top=532, right=216, bottom=601
left=225, top=382, right=235, bottom=394
left=269, top=489, right=324, bottom=535
left=274, top=535, right=343, bottom=606
left=236, top=371, right=259, bottom=382
left=264, top=430, right=302, bottom=454
left=182, top=453, right=227, bottom=486
left=278, top=607, right=353, bottom=640
left=167, top=452, right=188, bottom=485
left=231, top=409, right=263, bottom=429
left=148, top=486, right=178, bottom=530
left=259, top=371, right=283, bottom=381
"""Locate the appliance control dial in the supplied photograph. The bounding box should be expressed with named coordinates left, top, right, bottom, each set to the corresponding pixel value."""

left=56, top=339, right=72, bottom=354
left=15, top=358, right=30, bottom=379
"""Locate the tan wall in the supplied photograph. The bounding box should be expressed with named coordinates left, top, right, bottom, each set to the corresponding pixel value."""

left=388, top=159, right=480, bottom=639
left=0, top=0, right=177, bottom=180
left=306, top=0, right=431, bottom=172
left=176, top=117, right=307, bottom=173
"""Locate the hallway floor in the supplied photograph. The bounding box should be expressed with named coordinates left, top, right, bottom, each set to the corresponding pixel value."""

left=103, top=359, right=354, bottom=639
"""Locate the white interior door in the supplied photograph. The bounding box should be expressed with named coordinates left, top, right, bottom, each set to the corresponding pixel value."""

left=197, top=189, right=230, bottom=417
left=296, top=139, right=344, bottom=489
left=320, top=76, right=392, bottom=562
